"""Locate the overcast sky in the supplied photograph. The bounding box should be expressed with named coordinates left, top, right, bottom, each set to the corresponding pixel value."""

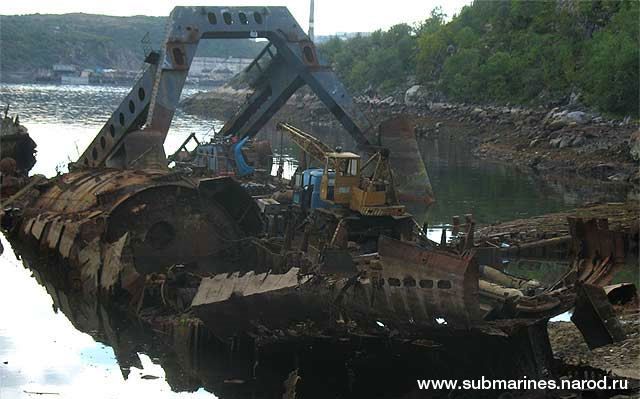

left=1, top=0, right=472, bottom=35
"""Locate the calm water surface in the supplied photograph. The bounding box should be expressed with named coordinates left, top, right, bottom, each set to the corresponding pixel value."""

left=1, top=83, right=223, bottom=398
left=0, top=83, right=627, bottom=398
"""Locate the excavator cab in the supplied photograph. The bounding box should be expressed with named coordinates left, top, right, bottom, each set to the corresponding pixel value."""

left=320, top=152, right=361, bottom=205
left=351, top=150, right=406, bottom=216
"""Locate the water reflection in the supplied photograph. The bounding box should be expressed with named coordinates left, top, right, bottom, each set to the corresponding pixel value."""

left=0, top=235, right=216, bottom=398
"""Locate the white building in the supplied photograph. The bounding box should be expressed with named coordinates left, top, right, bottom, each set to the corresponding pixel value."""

left=189, top=57, right=254, bottom=77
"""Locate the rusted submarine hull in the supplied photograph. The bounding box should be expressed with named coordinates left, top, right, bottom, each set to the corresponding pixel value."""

left=3, top=169, right=263, bottom=295
left=189, top=236, right=575, bottom=341
left=4, top=175, right=632, bottom=396
left=4, top=168, right=625, bottom=343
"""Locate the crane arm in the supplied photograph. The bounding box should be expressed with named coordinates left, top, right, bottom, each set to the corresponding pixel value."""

left=276, top=122, right=332, bottom=163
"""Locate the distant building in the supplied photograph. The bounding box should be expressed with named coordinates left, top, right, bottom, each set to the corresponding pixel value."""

left=52, top=64, right=77, bottom=74
left=315, top=32, right=371, bottom=44
left=190, top=57, right=253, bottom=77
left=61, top=69, right=91, bottom=85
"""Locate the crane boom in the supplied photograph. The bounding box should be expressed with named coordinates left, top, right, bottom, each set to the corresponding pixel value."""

left=276, top=122, right=332, bottom=164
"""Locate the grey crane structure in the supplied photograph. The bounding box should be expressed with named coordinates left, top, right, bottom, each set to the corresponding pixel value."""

left=74, top=6, right=373, bottom=170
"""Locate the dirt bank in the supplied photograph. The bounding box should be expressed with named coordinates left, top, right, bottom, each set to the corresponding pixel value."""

left=549, top=309, right=640, bottom=381
left=180, top=88, right=639, bottom=195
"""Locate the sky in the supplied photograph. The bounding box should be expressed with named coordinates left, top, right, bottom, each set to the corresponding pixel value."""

left=0, top=0, right=472, bottom=35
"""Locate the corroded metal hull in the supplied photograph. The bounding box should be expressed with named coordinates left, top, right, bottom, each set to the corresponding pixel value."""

left=6, top=169, right=263, bottom=295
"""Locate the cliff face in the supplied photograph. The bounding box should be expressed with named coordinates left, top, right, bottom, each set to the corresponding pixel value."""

left=0, top=13, right=264, bottom=76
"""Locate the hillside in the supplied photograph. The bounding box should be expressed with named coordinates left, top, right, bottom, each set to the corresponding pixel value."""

left=319, top=0, right=639, bottom=117
left=0, top=13, right=264, bottom=76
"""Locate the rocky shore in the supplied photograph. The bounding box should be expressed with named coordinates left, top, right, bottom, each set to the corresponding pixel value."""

left=549, top=308, right=640, bottom=382
left=180, top=86, right=639, bottom=195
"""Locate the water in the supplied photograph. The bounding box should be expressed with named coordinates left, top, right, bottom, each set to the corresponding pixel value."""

left=419, top=135, right=571, bottom=225
left=0, top=84, right=629, bottom=398
left=0, top=234, right=212, bottom=398
left=1, top=84, right=221, bottom=177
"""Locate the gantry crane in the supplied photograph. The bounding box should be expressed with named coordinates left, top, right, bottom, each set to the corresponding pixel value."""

left=72, top=6, right=374, bottom=171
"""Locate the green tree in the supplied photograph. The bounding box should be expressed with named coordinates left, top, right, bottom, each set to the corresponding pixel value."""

left=579, top=1, right=639, bottom=116
left=319, top=1, right=637, bottom=116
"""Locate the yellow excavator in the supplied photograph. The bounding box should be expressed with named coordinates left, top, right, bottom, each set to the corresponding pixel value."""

left=277, top=122, right=406, bottom=217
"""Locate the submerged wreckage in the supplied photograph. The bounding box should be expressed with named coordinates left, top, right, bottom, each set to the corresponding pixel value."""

left=0, top=105, right=37, bottom=196
left=0, top=6, right=637, bottom=398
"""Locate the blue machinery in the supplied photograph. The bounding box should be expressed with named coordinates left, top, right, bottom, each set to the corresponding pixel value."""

left=170, top=134, right=255, bottom=177
left=232, top=137, right=254, bottom=177
left=292, top=168, right=334, bottom=210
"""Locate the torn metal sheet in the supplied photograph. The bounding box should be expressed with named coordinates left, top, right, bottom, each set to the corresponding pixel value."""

left=22, top=217, right=36, bottom=238
left=604, top=283, right=638, bottom=306
left=101, top=233, right=129, bottom=290
left=192, top=267, right=309, bottom=307
left=44, top=218, right=64, bottom=250
left=30, top=215, right=48, bottom=240
left=569, top=217, right=626, bottom=287
left=59, top=223, right=80, bottom=258
left=377, top=116, right=434, bottom=204
left=78, top=238, right=102, bottom=291
left=571, top=283, right=626, bottom=350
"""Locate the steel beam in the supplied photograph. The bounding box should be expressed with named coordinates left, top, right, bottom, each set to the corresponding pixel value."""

left=76, top=6, right=372, bottom=169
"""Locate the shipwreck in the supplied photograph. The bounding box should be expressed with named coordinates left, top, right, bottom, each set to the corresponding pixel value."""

left=0, top=5, right=636, bottom=398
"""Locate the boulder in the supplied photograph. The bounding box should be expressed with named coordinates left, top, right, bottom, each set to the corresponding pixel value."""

left=571, top=135, right=586, bottom=147
left=547, top=118, right=568, bottom=131
left=568, top=92, right=582, bottom=107
left=565, top=111, right=591, bottom=125
left=470, top=107, right=483, bottom=118
left=607, top=173, right=629, bottom=182
left=630, top=130, right=640, bottom=161
left=381, top=96, right=395, bottom=105
left=549, top=138, right=563, bottom=148
left=404, top=85, right=424, bottom=107
left=542, top=107, right=559, bottom=125
left=559, top=136, right=574, bottom=149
